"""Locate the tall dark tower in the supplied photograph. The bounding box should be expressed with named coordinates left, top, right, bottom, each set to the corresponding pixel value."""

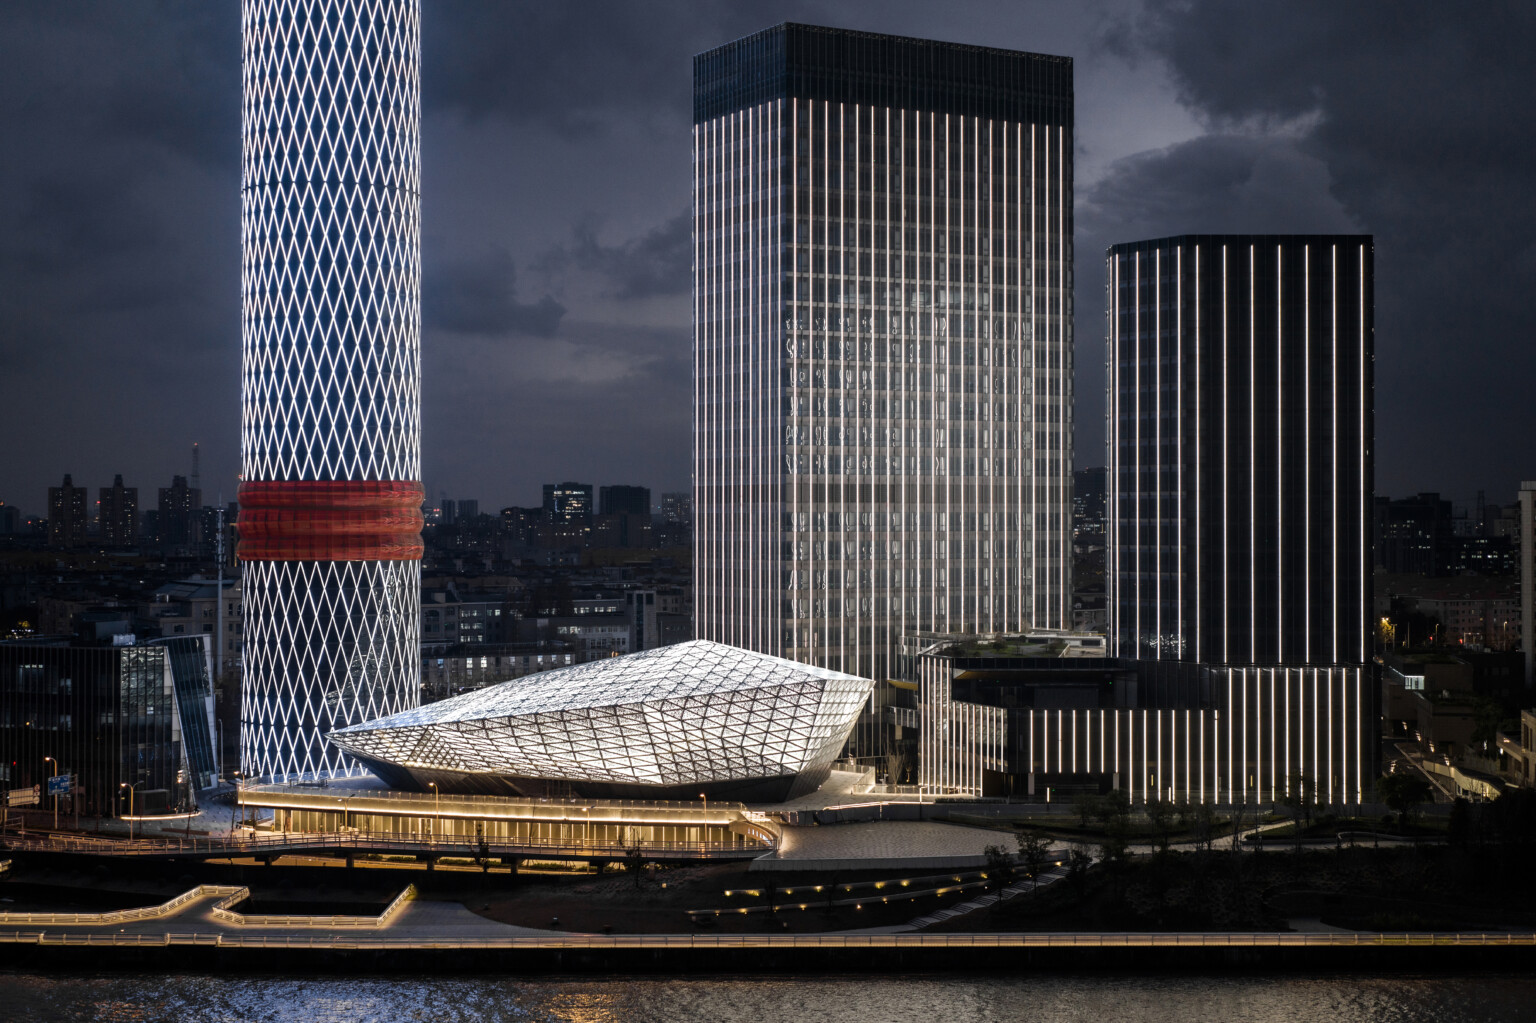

left=239, top=0, right=423, bottom=780
left=1107, top=235, right=1375, bottom=804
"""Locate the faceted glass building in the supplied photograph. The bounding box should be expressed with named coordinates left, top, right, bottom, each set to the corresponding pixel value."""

left=330, top=640, right=875, bottom=801
left=693, top=25, right=1075, bottom=709
left=1105, top=235, right=1376, bottom=804
left=239, top=0, right=423, bottom=780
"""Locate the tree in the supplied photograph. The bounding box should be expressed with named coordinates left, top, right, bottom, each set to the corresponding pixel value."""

left=1066, top=845, right=1093, bottom=903
left=1147, top=798, right=1176, bottom=855
left=1095, top=789, right=1131, bottom=829
left=983, top=844, right=1016, bottom=892
left=1073, top=792, right=1100, bottom=831
left=1378, top=772, right=1434, bottom=830
left=622, top=830, right=646, bottom=888
left=1281, top=770, right=1312, bottom=851
left=1016, top=829, right=1052, bottom=892
left=1185, top=800, right=1217, bottom=853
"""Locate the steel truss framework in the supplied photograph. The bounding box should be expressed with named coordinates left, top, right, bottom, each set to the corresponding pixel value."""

left=240, top=0, right=423, bottom=780
left=329, top=640, right=875, bottom=791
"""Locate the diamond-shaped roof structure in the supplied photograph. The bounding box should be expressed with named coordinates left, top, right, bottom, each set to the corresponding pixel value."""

left=329, top=640, right=874, bottom=800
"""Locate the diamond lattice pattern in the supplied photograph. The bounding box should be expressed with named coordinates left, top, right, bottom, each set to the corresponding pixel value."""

left=242, top=559, right=421, bottom=780
left=241, top=0, right=421, bottom=483
left=330, top=640, right=876, bottom=787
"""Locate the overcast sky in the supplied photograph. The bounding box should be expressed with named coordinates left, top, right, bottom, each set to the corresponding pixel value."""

left=1, top=1, right=1531, bottom=516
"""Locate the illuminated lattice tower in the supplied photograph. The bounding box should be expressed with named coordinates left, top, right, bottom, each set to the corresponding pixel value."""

left=239, top=0, right=422, bottom=780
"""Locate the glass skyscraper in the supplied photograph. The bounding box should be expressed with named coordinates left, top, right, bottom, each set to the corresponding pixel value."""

left=239, top=0, right=423, bottom=780
left=1106, top=235, right=1376, bottom=804
left=693, top=24, right=1075, bottom=702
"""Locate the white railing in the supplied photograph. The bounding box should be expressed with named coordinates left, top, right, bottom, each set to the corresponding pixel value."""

left=210, top=885, right=416, bottom=929
left=0, top=884, right=243, bottom=926
left=2, top=831, right=768, bottom=859
left=6, top=930, right=1535, bottom=950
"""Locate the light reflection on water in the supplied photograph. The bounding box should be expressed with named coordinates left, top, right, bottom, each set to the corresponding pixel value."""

left=0, top=974, right=1530, bottom=1023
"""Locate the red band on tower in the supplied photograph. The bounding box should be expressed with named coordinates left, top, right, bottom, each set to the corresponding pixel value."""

left=237, top=480, right=425, bottom=562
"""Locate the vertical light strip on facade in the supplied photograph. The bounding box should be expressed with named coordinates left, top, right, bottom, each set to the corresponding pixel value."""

left=695, top=29, right=1072, bottom=711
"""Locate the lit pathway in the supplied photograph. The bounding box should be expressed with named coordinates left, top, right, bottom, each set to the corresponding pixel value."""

left=847, top=866, right=1069, bottom=934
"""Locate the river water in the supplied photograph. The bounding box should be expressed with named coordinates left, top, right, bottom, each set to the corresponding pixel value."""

left=0, top=974, right=1530, bottom=1023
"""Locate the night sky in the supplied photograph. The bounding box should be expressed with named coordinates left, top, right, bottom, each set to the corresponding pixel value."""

left=1, top=1, right=1531, bottom=517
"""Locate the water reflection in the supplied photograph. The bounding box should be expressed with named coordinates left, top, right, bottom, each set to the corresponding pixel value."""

left=1, top=974, right=1529, bottom=1023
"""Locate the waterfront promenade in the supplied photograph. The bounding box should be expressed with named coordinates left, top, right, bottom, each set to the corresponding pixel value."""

left=1, top=884, right=1532, bottom=951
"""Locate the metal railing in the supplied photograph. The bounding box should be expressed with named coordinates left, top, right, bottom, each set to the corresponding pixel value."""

left=4, top=930, right=1534, bottom=950
left=2, top=830, right=768, bottom=860
left=241, top=784, right=747, bottom=814
left=0, top=884, right=243, bottom=926
left=210, top=885, right=416, bottom=929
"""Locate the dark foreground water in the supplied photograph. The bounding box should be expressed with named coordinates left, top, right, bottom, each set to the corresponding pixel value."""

left=1, top=974, right=1532, bottom=1023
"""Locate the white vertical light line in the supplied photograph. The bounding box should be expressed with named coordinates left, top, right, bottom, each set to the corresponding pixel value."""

left=1249, top=243, right=1256, bottom=664
left=1195, top=246, right=1201, bottom=661
left=1277, top=243, right=1284, bottom=663
left=1134, top=250, right=1141, bottom=656
left=1155, top=248, right=1161, bottom=658
left=1305, top=245, right=1311, bottom=662
left=791, top=101, right=801, bottom=660
left=1030, top=122, right=1037, bottom=634
left=1359, top=243, right=1368, bottom=665
left=1112, top=250, right=1124, bottom=654
left=1176, top=244, right=1183, bottom=660
left=839, top=102, right=848, bottom=678
left=1331, top=244, right=1339, bottom=665
left=1222, top=245, right=1229, bottom=664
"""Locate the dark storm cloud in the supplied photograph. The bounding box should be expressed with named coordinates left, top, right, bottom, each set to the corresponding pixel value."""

left=540, top=212, right=693, bottom=301
left=425, top=247, right=566, bottom=338
left=1092, top=0, right=1536, bottom=501
left=3, top=1, right=1529, bottom=516
left=423, top=1, right=816, bottom=133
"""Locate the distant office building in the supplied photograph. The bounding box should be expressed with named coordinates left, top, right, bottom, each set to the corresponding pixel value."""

left=694, top=24, right=1075, bottom=698
left=157, top=475, right=202, bottom=554
left=1376, top=493, right=1454, bottom=576
left=0, top=502, right=20, bottom=535
left=657, top=492, right=693, bottom=547
left=1522, top=481, right=1536, bottom=689
left=599, top=485, right=650, bottom=517
left=98, top=475, right=138, bottom=548
left=661, top=492, right=692, bottom=526
left=543, top=482, right=594, bottom=546
left=1072, top=467, right=1106, bottom=547
left=0, top=634, right=218, bottom=814
left=47, top=474, right=88, bottom=549
left=456, top=499, right=479, bottom=521
left=1106, top=234, right=1375, bottom=803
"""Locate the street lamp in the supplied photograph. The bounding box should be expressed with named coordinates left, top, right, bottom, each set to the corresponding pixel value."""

left=119, top=782, right=142, bottom=840
left=427, top=782, right=438, bottom=843
left=44, top=756, right=58, bottom=831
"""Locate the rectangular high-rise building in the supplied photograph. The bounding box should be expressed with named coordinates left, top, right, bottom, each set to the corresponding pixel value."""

left=47, top=474, right=88, bottom=549
left=99, top=474, right=138, bottom=548
left=694, top=24, right=1075, bottom=691
left=1106, top=235, right=1375, bottom=804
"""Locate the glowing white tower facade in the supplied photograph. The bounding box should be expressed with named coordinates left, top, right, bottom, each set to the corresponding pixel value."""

left=239, top=0, right=423, bottom=780
left=693, top=25, right=1075, bottom=735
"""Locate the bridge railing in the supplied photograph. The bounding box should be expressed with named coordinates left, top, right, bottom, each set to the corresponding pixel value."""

left=0, top=830, right=768, bottom=859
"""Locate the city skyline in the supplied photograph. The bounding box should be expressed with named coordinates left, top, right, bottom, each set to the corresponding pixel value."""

left=1, top=3, right=1531, bottom=513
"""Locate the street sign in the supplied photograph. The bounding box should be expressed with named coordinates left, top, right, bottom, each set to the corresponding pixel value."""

left=7, top=786, right=40, bottom=807
left=46, top=774, right=72, bottom=797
